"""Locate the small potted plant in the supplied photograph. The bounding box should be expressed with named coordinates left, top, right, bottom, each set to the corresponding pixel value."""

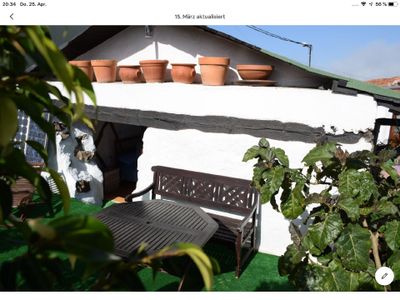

left=91, top=59, right=117, bottom=83
left=69, top=60, right=94, bottom=81
left=139, top=60, right=169, bottom=83
left=171, top=63, right=196, bottom=84
left=198, top=56, right=230, bottom=86
left=118, top=65, right=143, bottom=83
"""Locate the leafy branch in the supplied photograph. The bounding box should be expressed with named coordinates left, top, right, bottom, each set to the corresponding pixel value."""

left=244, top=138, right=400, bottom=291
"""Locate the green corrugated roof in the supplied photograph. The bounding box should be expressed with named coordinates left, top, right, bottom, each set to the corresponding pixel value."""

left=260, top=48, right=400, bottom=101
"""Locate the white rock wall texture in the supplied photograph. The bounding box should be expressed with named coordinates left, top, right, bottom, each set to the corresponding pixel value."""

left=49, top=122, right=103, bottom=205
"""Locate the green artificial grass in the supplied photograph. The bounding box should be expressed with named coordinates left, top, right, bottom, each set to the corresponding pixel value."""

left=137, top=241, right=294, bottom=291
left=0, top=196, right=293, bottom=291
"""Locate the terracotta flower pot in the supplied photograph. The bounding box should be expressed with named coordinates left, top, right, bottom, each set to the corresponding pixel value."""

left=91, top=60, right=117, bottom=83
left=139, top=60, right=169, bottom=83
left=198, top=57, right=230, bottom=86
left=171, top=63, right=196, bottom=84
left=69, top=60, right=94, bottom=81
left=118, top=65, right=143, bottom=83
left=236, top=64, right=274, bottom=80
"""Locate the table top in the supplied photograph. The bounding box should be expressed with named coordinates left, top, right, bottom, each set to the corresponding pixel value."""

left=95, top=199, right=218, bottom=258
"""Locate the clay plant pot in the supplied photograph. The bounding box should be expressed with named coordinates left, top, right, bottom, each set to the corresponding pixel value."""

left=91, top=60, right=117, bottom=83
left=139, top=60, right=169, bottom=83
left=236, top=64, right=274, bottom=80
left=171, top=63, right=196, bottom=84
left=198, top=56, right=230, bottom=86
left=69, top=60, right=94, bottom=81
left=118, top=65, right=143, bottom=83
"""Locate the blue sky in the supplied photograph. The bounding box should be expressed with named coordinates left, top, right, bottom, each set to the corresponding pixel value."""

left=210, top=25, right=400, bottom=81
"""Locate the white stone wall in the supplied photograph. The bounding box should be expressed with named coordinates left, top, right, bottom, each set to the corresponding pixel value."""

left=48, top=123, right=104, bottom=205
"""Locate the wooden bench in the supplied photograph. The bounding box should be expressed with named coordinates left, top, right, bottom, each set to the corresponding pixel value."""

left=125, top=166, right=259, bottom=277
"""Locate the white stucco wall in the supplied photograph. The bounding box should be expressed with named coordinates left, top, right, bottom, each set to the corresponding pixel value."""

left=52, top=82, right=378, bottom=136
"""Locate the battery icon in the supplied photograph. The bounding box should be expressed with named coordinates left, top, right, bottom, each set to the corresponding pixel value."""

left=388, top=1, right=398, bottom=6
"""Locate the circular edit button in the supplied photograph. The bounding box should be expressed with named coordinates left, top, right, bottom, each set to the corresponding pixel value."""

left=375, top=267, right=394, bottom=286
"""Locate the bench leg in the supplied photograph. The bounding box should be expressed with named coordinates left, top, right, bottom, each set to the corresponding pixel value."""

left=235, top=232, right=243, bottom=278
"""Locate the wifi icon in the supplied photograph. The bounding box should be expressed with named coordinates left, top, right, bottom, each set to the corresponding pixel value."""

left=361, top=1, right=366, bottom=5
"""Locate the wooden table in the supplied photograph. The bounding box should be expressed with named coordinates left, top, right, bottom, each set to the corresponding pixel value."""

left=95, top=199, right=218, bottom=258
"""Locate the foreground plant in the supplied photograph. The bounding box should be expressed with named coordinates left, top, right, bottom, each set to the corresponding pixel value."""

left=244, top=138, right=400, bottom=291
left=0, top=26, right=214, bottom=291
left=1, top=215, right=214, bottom=290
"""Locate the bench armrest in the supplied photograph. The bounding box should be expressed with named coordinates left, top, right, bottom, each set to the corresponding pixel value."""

left=237, top=202, right=258, bottom=233
left=125, top=183, right=154, bottom=202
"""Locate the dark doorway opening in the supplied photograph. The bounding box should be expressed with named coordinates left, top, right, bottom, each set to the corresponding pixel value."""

left=94, top=121, right=146, bottom=201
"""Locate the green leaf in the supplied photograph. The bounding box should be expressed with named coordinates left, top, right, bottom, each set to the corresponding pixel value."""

left=242, top=145, right=260, bottom=162
left=381, top=220, right=400, bottom=251
left=322, top=260, right=378, bottom=291
left=73, top=66, right=96, bottom=105
left=381, top=160, right=399, bottom=183
left=323, top=260, right=353, bottom=291
left=0, top=97, right=18, bottom=146
left=271, top=147, right=289, bottom=167
left=338, top=197, right=360, bottom=221
left=280, top=180, right=306, bottom=219
left=47, top=215, right=115, bottom=260
left=338, top=169, right=377, bottom=204
left=258, top=138, right=269, bottom=148
left=258, top=147, right=274, bottom=161
left=338, top=169, right=362, bottom=197
left=302, top=142, right=336, bottom=166
left=157, top=243, right=214, bottom=291
left=251, top=165, right=266, bottom=190
left=302, top=213, right=343, bottom=254
left=259, top=166, right=285, bottom=204
left=335, top=224, right=371, bottom=271
left=47, top=168, right=70, bottom=214
left=278, top=243, right=306, bottom=276
left=387, top=251, right=400, bottom=280
left=370, top=200, right=399, bottom=222
left=24, top=27, right=74, bottom=93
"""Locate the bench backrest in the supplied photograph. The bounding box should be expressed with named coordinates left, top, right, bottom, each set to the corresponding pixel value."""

left=150, top=166, right=259, bottom=215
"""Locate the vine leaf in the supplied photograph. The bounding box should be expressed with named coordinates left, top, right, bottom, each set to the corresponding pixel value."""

left=318, top=260, right=353, bottom=291
left=335, top=224, right=371, bottom=272
left=338, top=197, right=360, bottom=221
left=280, top=180, right=306, bottom=219
left=381, top=160, right=399, bottom=183
left=370, top=200, right=399, bottom=222
left=338, top=170, right=377, bottom=204
left=278, top=243, right=306, bottom=276
left=302, top=142, right=336, bottom=166
left=381, top=220, right=400, bottom=251
left=302, top=213, right=343, bottom=255
left=387, top=251, right=400, bottom=280
left=271, top=147, right=289, bottom=167
left=242, top=145, right=260, bottom=162
left=260, top=166, right=285, bottom=204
